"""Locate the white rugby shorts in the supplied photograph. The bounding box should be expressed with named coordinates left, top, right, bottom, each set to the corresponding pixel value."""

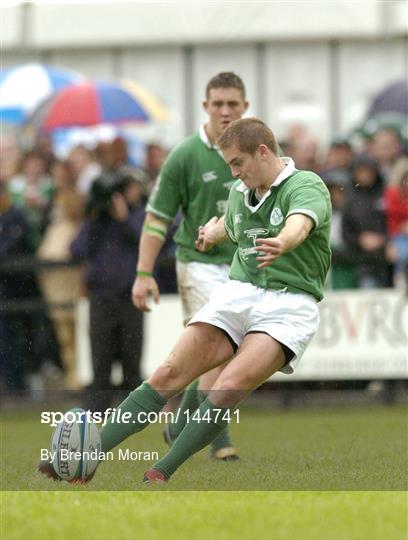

left=188, top=279, right=320, bottom=374
left=176, top=261, right=230, bottom=324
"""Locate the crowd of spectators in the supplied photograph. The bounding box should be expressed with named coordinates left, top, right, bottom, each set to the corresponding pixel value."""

left=282, top=125, right=408, bottom=290
left=0, top=135, right=173, bottom=395
left=0, top=125, right=407, bottom=394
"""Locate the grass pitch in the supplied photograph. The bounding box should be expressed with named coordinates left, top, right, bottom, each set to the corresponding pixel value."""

left=1, top=404, right=407, bottom=539
left=2, top=491, right=406, bottom=540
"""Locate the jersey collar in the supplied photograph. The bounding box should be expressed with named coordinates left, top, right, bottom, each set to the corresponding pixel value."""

left=199, top=125, right=224, bottom=158
left=235, top=157, right=296, bottom=193
left=235, top=157, right=296, bottom=213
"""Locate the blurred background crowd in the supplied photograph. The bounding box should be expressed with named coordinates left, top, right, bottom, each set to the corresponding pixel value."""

left=1, top=119, right=407, bottom=395
left=1, top=130, right=175, bottom=394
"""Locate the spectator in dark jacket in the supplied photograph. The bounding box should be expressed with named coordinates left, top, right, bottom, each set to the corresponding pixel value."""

left=342, top=155, right=390, bottom=288
left=323, top=169, right=357, bottom=289
left=1, top=185, right=61, bottom=392
left=70, top=169, right=146, bottom=412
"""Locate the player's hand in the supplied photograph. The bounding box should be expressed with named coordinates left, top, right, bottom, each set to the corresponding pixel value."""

left=195, top=216, right=219, bottom=252
left=255, top=237, right=286, bottom=268
left=132, top=276, right=160, bottom=312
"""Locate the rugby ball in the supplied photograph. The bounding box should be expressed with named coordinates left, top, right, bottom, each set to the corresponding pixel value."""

left=51, top=407, right=101, bottom=482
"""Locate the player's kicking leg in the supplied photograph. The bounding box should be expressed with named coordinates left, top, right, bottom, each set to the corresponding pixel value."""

left=164, top=365, right=239, bottom=460
left=99, top=322, right=234, bottom=453
left=164, top=265, right=238, bottom=460
left=38, top=323, right=234, bottom=481
left=197, top=367, right=239, bottom=461
left=144, top=332, right=286, bottom=482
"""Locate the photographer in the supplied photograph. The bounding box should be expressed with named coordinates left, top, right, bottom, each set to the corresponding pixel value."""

left=71, top=168, right=146, bottom=412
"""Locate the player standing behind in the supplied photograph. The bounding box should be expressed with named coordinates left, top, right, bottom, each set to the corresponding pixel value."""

left=131, top=72, right=249, bottom=461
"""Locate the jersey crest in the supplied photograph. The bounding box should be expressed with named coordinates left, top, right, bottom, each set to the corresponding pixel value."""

left=270, top=207, right=284, bottom=226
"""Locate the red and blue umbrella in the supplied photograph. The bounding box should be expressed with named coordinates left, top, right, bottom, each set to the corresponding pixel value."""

left=0, top=63, right=83, bottom=124
left=32, top=80, right=169, bottom=131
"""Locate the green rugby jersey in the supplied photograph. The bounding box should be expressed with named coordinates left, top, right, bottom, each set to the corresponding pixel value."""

left=147, top=126, right=236, bottom=264
left=224, top=158, right=332, bottom=301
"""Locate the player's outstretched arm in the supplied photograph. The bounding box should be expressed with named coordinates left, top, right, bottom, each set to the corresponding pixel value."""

left=195, top=216, right=228, bottom=252
left=132, top=212, right=168, bottom=312
left=255, top=213, right=314, bottom=268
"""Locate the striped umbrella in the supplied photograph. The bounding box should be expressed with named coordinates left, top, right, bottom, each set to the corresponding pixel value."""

left=31, top=80, right=169, bottom=131
left=0, top=63, right=83, bottom=123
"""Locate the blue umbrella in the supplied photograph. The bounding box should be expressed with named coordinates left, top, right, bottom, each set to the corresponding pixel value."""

left=0, top=63, right=83, bottom=124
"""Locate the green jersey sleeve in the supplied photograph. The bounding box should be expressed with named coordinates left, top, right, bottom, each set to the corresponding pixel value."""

left=146, top=148, right=186, bottom=223
left=284, top=173, right=330, bottom=229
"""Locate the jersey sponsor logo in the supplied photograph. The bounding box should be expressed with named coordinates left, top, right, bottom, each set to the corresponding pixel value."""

left=244, top=228, right=269, bottom=246
left=202, top=170, right=217, bottom=183
left=239, top=246, right=257, bottom=260
left=270, top=207, right=284, bottom=226
left=234, top=214, right=242, bottom=224
left=239, top=227, right=269, bottom=261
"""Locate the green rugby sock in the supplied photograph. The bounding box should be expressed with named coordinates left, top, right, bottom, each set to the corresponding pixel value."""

left=100, top=382, right=166, bottom=452
left=168, top=379, right=200, bottom=440
left=153, top=398, right=231, bottom=479
left=197, top=390, right=234, bottom=457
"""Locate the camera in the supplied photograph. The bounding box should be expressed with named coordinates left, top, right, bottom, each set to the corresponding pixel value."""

left=86, top=169, right=133, bottom=218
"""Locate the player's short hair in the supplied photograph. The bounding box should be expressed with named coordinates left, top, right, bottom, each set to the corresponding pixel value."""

left=206, top=72, right=246, bottom=100
left=217, top=118, right=279, bottom=156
